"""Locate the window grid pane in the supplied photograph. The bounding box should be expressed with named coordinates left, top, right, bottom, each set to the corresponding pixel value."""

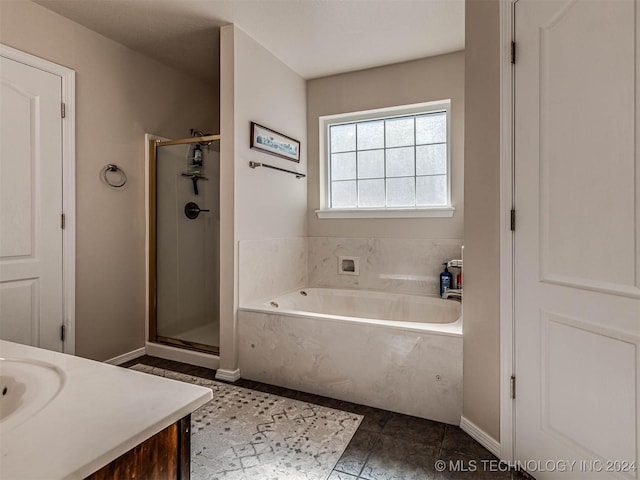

left=385, top=116, right=415, bottom=148
left=357, top=150, right=385, bottom=179
left=357, top=120, right=384, bottom=150
left=358, top=179, right=385, bottom=207
left=329, top=110, right=447, bottom=208
left=386, top=147, right=415, bottom=178
left=331, top=180, right=357, bottom=208
left=331, top=152, right=356, bottom=181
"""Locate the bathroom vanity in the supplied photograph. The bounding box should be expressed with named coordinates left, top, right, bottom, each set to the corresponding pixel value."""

left=0, top=340, right=212, bottom=479
left=85, top=414, right=191, bottom=479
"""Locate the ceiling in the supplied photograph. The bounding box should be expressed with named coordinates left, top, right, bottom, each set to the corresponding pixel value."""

left=33, top=0, right=465, bottom=84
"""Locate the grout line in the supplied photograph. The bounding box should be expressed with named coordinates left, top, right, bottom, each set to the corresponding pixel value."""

left=355, top=432, right=381, bottom=479
left=439, top=424, right=448, bottom=460
left=355, top=412, right=391, bottom=478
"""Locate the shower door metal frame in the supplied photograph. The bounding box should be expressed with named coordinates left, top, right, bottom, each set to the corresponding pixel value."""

left=148, top=135, right=221, bottom=355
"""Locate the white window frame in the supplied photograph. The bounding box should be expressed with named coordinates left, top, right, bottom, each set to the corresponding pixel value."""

left=316, top=100, right=455, bottom=219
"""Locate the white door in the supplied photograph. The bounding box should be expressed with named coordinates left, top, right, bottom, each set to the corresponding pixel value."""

left=0, top=56, right=64, bottom=352
left=515, top=0, right=640, bottom=477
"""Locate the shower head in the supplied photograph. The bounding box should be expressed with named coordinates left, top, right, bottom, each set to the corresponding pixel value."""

left=190, top=129, right=214, bottom=146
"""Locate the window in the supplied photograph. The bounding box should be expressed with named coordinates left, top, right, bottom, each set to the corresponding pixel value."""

left=317, top=101, right=454, bottom=219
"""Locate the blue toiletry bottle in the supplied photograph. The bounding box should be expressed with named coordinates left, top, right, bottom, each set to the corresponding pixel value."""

left=440, top=263, right=452, bottom=297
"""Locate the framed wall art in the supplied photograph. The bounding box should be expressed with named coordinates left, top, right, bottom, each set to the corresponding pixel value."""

left=250, top=122, right=300, bottom=163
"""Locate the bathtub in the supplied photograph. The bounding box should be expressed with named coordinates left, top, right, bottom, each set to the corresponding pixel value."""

left=238, top=288, right=462, bottom=424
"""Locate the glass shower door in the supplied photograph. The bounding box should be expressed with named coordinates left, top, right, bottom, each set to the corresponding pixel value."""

left=152, top=137, right=220, bottom=353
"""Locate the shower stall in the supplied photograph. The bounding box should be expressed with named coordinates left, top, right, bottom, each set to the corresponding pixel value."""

left=148, top=134, right=220, bottom=355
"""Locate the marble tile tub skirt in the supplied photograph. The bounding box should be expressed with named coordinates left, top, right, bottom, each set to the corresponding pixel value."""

left=238, top=308, right=463, bottom=425
left=130, top=365, right=362, bottom=480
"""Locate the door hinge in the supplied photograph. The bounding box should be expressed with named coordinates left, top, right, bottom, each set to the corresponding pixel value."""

left=510, top=41, right=516, bottom=64
left=60, top=324, right=66, bottom=342
left=61, top=213, right=66, bottom=229
left=510, top=375, right=516, bottom=399
left=61, top=102, right=66, bottom=118
left=510, top=209, right=516, bottom=231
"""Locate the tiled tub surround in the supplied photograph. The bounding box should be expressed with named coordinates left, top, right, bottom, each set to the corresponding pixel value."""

left=307, top=237, right=463, bottom=296
left=238, top=237, right=307, bottom=305
left=238, top=288, right=462, bottom=424
left=238, top=237, right=462, bottom=305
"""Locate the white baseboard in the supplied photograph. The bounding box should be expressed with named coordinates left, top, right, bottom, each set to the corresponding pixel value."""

left=215, top=368, right=241, bottom=382
left=460, top=416, right=501, bottom=458
left=104, top=347, right=146, bottom=366
left=145, top=342, right=219, bottom=370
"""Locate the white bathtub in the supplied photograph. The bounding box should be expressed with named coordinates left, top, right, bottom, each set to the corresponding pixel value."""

left=238, top=288, right=463, bottom=424
left=244, top=287, right=461, bottom=336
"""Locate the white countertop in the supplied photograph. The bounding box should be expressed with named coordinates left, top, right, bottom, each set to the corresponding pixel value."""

left=0, top=341, right=213, bottom=479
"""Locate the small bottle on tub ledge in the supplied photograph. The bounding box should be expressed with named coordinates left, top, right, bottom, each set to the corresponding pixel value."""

left=440, top=263, right=452, bottom=297
left=441, top=259, right=462, bottom=300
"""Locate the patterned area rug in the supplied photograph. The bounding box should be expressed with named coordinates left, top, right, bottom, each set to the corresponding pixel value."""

left=130, top=365, right=362, bottom=480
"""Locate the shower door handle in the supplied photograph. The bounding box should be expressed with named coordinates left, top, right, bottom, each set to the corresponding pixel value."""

left=184, top=202, right=209, bottom=219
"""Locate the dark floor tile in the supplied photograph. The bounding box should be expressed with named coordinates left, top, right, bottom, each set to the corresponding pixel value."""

left=235, top=378, right=260, bottom=390
left=381, top=412, right=445, bottom=448
left=120, top=354, right=160, bottom=369
left=236, top=379, right=345, bottom=408
left=513, top=469, right=533, bottom=479
left=249, top=382, right=301, bottom=399
left=183, top=365, right=217, bottom=380
left=328, top=471, right=359, bottom=480
left=360, top=434, right=439, bottom=480
left=334, top=430, right=380, bottom=476
left=436, top=450, right=512, bottom=480
left=442, top=426, right=495, bottom=461
left=121, top=355, right=218, bottom=380
left=293, top=390, right=343, bottom=409
left=338, top=401, right=392, bottom=433
left=122, top=355, right=167, bottom=369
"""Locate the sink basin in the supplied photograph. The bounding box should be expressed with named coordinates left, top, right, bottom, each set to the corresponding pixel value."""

left=0, top=358, right=65, bottom=432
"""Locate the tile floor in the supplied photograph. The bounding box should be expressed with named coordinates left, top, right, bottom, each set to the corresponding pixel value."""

left=122, top=356, right=529, bottom=480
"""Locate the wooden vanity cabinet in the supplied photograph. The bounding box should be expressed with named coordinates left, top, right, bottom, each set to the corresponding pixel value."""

left=85, top=414, right=190, bottom=480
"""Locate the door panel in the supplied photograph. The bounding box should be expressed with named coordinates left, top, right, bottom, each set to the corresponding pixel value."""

left=0, top=81, right=35, bottom=259
left=0, top=56, right=63, bottom=352
left=515, top=0, right=640, bottom=477
left=0, top=279, right=39, bottom=346
left=537, top=0, right=637, bottom=295
left=542, top=314, right=636, bottom=464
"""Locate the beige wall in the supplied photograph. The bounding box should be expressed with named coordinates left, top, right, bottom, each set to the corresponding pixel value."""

left=463, top=0, right=501, bottom=441
left=306, top=52, right=464, bottom=240
left=0, top=0, right=218, bottom=361
left=233, top=28, right=307, bottom=241
left=219, top=25, right=307, bottom=373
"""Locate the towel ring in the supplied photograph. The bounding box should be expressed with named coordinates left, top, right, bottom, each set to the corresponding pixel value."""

left=101, top=164, right=127, bottom=188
